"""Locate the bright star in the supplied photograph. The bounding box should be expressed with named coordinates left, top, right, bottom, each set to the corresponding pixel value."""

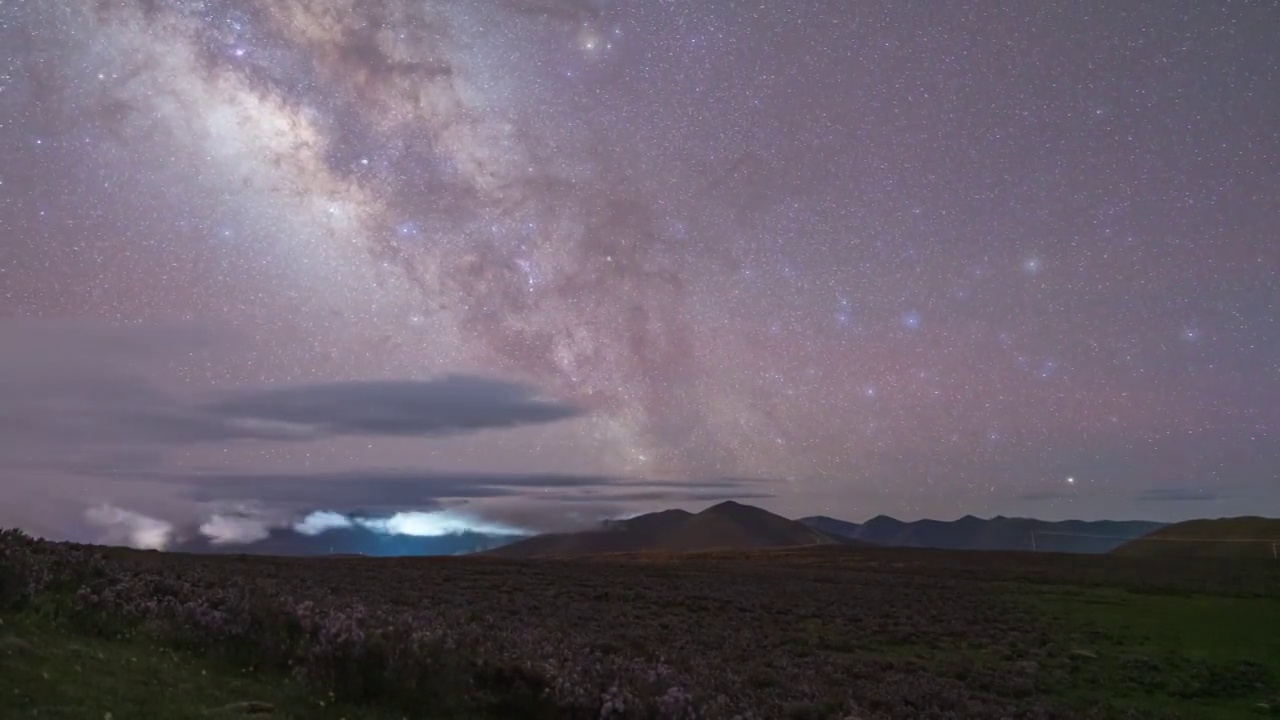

left=578, top=27, right=603, bottom=54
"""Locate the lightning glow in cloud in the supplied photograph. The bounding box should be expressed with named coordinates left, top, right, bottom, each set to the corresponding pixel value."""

left=293, top=509, right=527, bottom=538
left=200, top=514, right=273, bottom=545
left=356, top=510, right=528, bottom=537
left=84, top=504, right=174, bottom=550
left=294, top=511, right=355, bottom=536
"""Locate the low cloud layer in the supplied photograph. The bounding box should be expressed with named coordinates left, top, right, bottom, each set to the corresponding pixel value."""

left=80, top=503, right=532, bottom=553
left=137, top=469, right=762, bottom=513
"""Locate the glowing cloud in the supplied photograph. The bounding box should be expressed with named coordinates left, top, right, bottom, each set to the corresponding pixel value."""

left=199, top=514, right=272, bottom=545
left=84, top=504, right=174, bottom=550
left=356, top=510, right=529, bottom=537
left=292, top=508, right=528, bottom=538
left=294, top=510, right=355, bottom=536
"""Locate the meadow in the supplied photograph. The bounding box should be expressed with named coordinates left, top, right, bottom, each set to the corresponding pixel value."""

left=2, top=530, right=1278, bottom=719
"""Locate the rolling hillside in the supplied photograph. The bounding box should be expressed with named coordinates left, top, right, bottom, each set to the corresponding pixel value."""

left=1112, top=517, right=1280, bottom=559
left=484, top=501, right=856, bottom=558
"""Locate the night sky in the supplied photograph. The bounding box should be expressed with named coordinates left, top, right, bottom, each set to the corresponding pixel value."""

left=2, top=1, right=1277, bottom=551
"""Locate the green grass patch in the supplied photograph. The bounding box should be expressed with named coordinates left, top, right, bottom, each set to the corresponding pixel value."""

left=1025, top=586, right=1280, bottom=719
left=0, top=612, right=406, bottom=720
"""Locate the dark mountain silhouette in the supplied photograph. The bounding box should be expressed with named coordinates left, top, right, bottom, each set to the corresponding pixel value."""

left=801, top=514, right=1166, bottom=554
left=484, top=501, right=857, bottom=558
left=1112, top=517, right=1280, bottom=559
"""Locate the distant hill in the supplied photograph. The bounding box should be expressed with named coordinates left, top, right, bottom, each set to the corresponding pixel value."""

left=483, top=501, right=856, bottom=558
left=1112, top=517, right=1280, bottom=559
left=801, top=514, right=1166, bottom=554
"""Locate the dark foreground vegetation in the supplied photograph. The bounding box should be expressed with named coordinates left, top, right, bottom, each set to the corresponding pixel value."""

left=2, top=529, right=1279, bottom=719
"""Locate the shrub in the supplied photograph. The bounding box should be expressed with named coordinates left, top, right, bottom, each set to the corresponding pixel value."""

left=0, top=528, right=47, bottom=610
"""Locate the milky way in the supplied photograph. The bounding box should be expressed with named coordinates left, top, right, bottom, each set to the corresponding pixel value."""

left=2, top=0, right=1278, bottom=538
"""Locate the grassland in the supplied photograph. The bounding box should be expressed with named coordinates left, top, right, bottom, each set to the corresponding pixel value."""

left=1024, top=587, right=1279, bottom=719
left=2, top=531, right=1279, bottom=719
left=1112, top=518, right=1280, bottom=559
left=0, top=611, right=404, bottom=720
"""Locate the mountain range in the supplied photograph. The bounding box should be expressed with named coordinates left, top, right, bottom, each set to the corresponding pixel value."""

left=482, top=501, right=857, bottom=558
left=800, top=514, right=1167, bottom=554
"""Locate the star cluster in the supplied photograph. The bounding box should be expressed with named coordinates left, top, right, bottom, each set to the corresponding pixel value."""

left=1, top=0, right=1277, bottom=525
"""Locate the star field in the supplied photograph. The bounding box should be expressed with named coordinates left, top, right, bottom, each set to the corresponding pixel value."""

left=1, top=0, right=1277, bottom=538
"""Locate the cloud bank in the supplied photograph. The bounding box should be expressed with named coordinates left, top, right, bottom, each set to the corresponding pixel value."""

left=0, top=319, right=774, bottom=553
left=80, top=503, right=534, bottom=553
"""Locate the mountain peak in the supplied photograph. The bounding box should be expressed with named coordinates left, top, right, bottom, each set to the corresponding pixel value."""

left=865, top=514, right=904, bottom=525
left=701, top=500, right=756, bottom=514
